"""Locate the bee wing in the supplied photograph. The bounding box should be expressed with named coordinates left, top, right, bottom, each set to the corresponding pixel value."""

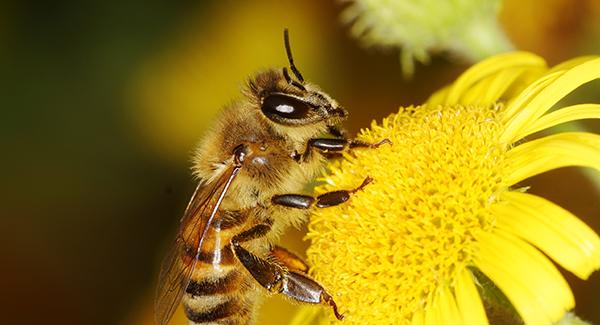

left=154, top=164, right=241, bottom=325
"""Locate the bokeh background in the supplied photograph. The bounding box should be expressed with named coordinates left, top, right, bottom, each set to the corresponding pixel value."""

left=1, top=0, right=599, bottom=324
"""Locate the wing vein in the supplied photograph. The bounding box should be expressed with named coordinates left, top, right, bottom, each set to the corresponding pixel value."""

left=154, top=164, right=242, bottom=325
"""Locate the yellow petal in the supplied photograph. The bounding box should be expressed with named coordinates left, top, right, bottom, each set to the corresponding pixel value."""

left=494, top=192, right=600, bottom=279
left=438, top=286, right=462, bottom=324
left=459, top=67, right=539, bottom=105
left=433, top=52, right=544, bottom=105
left=501, top=71, right=564, bottom=126
left=411, top=308, right=425, bottom=325
left=547, top=55, right=600, bottom=73
left=424, top=290, right=442, bottom=325
left=429, top=67, right=527, bottom=106
left=478, top=67, right=533, bottom=104
left=289, top=306, right=322, bottom=325
left=427, top=86, right=451, bottom=107
left=475, top=231, right=574, bottom=325
left=501, top=57, right=600, bottom=144
left=519, top=104, right=600, bottom=138
left=318, top=315, right=330, bottom=325
left=505, top=132, right=600, bottom=185
left=455, top=268, right=489, bottom=325
left=458, top=76, right=493, bottom=104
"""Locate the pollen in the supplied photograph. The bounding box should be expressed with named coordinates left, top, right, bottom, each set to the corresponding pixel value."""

left=306, top=104, right=508, bottom=324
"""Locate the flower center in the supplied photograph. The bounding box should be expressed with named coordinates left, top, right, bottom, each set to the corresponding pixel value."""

left=306, top=104, right=509, bottom=324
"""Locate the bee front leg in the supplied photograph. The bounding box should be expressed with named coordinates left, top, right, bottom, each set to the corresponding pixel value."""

left=271, top=176, right=372, bottom=209
left=293, top=136, right=391, bottom=163
left=231, top=226, right=344, bottom=320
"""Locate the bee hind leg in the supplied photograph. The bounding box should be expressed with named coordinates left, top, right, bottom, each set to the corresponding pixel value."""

left=269, top=245, right=309, bottom=273
left=269, top=246, right=344, bottom=319
left=230, top=222, right=284, bottom=292
left=280, top=270, right=344, bottom=320
left=231, top=227, right=344, bottom=320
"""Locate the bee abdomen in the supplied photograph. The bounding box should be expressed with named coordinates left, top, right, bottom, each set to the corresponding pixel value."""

left=186, top=270, right=241, bottom=296
left=184, top=269, right=259, bottom=325
left=184, top=297, right=251, bottom=325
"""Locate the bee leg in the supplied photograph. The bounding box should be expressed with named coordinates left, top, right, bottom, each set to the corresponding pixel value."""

left=231, top=227, right=344, bottom=320
left=271, top=176, right=372, bottom=209
left=231, top=222, right=285, bottom=293
left=293, top=137, right=391, bottom=162
left=268, top=246, right=342, bottom=318
left=281, top=270, right=344, bottom=320
left=269, top=245, right=309, bottom=273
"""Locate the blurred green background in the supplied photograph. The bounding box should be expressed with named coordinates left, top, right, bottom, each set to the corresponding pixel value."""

left=1, top=0, right=599, bottom=324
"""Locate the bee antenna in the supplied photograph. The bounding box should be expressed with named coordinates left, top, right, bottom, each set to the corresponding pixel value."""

left=283, top=28, right=305, bottom=83
left=283, top=67, right=306, bottom=91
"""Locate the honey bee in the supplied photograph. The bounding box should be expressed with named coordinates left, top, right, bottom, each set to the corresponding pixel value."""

left=155, top=29, right=389, bottom=325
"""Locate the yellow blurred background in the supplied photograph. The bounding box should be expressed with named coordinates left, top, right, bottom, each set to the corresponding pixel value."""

left=1, top=0, right=598, bottom=324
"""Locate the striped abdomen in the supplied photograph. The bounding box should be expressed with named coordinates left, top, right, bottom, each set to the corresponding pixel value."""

left=182, top=210, right=263, bottom=325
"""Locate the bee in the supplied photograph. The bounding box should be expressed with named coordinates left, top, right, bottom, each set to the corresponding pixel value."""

left=155, top=29, right=389, bottom=325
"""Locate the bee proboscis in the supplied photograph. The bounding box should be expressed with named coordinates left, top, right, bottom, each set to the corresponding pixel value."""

left=154, top=29, right=388, bottom=325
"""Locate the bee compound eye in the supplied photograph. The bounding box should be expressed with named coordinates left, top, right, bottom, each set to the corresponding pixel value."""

left=261, top=94, right=311, bottom=121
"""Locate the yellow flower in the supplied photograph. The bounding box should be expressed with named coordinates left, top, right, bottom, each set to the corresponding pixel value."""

left=295, top=53, right=600, bottom=325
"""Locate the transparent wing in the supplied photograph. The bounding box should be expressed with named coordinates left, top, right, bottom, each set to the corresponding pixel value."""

left=154, top=164, right=241, bottom=325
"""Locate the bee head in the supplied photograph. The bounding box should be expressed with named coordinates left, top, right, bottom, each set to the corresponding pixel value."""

left=258, top=80, right=347, bottom=126
left=247, top=29, right=347, bottom=129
